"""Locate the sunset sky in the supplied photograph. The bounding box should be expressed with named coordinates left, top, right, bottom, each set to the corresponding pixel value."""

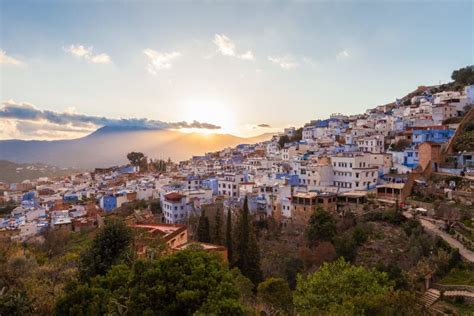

left=0, top=0, right=472, bottom=140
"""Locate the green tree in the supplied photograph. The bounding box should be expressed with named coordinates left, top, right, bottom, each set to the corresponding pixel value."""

left=126, top=151, right=145, bottom=167
left=226, top=208, right=234, bottom=264
left=197, top=210, right=211, bottom=243
left=305, top=207, right=337, bottom=245
left=78, top=219, right=133, bottom=280
left=214, top=208, right=223, bottom=245
left=294, top=258, right=394, bottom=315
left=257, top=278, right=293, bottom=315
left=128, top=250, right=245, bottom=315
left=452, top=65, right=474, bottom=86
left=235, top=197, right=263, bottom=285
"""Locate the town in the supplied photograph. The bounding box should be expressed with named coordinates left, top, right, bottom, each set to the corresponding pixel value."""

left=1, top=68, right=474, bottom=314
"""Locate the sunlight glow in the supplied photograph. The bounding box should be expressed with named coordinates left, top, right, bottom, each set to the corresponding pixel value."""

left=181, top=97, right=235, bottom=134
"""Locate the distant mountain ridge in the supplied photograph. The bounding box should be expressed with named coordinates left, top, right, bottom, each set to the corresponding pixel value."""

left=0, top=126, right=273, bottom=169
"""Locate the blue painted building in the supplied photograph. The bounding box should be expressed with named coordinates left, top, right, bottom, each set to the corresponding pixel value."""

left=100, top=195, right=117, bottom=212
left=203, top=178, right=219, bottom=195
left=275, top=173, right=299, bottom=186
left=412, top=129, right=455, bottom=145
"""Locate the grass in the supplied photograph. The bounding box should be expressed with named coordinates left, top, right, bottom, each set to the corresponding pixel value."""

left=439, top=268, right=474, bottom=286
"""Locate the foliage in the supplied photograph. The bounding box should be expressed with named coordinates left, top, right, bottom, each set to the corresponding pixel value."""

left=443, top=116, right=463, bottom=125
left=257, top=278, right=293, bottom=315
left=57, top=250, right=246, bottom=315
left=235, top=197, right=263, bottom=285
left=391, top=139, right=412, bottom=152
left=0, top=287, right=33, bottom=316
left=197, top=210, right=211, bottom=243
left=126, top=151, right=145, bottom=166
left=128, top=250, right=245, bottom=315
left=294, top=258, right=395, bottom=315
left=78, top=219, right=133, bottom=280
left=214, top=208, right=223, bottom=245
left=452, top=65, right=474, bottom=86
left=226, top=208, right=233, bottom=264
left=284, top=257, right=304, bottom=289
left=305, top=208, right=337, bottom=244
left=278, top=127, right=303, bottom=147
left=453, top=130, right=474, bottom=152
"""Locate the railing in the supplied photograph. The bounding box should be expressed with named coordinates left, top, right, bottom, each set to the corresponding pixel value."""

left=432, top=283, right=474, bottom=293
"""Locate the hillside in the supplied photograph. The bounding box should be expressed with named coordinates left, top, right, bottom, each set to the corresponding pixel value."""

left=0, top=127, right=273, bottom=168
left=0, top=160, right=82, bottom=184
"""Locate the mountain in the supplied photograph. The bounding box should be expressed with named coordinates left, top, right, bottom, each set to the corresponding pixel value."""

left=0, top=126, right=273, bottom=169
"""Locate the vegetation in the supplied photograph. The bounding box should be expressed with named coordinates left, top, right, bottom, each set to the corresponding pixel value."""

left=452, top=65, right=474, bottom=86
left=278, top=127, right=303, bottom=148
left=78, top=219, right=133, bottom=280
left=306, top=208, right=337, bottom=245
left=391, top=139, right=412, bottom=152
left=439, top=268, right=474, bottom=286
left=226, top=208, right=233, bottom=264
left=55, top=250, right=246, bottom=315
left=197, top=210, right=211, bottom=243
left=293, top=258, right=417, bottom=315
left=234, top=197, right=263, bottom=285
left=257, top=277, right=293, bottom=315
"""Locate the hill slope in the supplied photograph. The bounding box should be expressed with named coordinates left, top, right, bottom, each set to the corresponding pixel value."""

left=0, top=127, right=273, bottom=168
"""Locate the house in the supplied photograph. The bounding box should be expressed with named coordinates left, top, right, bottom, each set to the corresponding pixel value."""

left=356, top=135, right=385, bottom=153
left=99, top=195, right=117, bottom=212
left=331, top=153, right=378, bottom=191
left=217, top=173, right=248, bottom=198
left=412, top=129, right=455, bottom=145
left=161, top=192, right=188, bottom=224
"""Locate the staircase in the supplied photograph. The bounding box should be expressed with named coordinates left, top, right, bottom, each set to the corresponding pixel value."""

left=420, top=288, right=440, bottom=307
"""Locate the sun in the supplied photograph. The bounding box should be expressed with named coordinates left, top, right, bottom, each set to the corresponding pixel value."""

left=180, top=97, right=235, bottom=134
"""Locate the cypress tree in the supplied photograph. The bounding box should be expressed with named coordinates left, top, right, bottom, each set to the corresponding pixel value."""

left=214, top=207, right=223, bottom=245
left=226, top=208, right=233, bottom=264
left=197, top=210, right=211, bottom=243
left=235, top=196, right=263, bottom=285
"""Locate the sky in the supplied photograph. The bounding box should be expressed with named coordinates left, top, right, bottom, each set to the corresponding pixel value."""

left=0, top=0, right=473, bottom=140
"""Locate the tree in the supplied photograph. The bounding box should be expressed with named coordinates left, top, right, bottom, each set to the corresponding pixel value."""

left=126, top=152, right=145, bottom=167
left=235, top=197, right=263, bottom=285
left=452, top=65, right=474, bottom=86
left=78, top=219, right=133, bottom=280
left=278, top=135, right=290, bottom=148
left=56, top=251, right=246, bottom=315
left=128, top=250, right=245, bottom=315
left=197, top=210, right=211, bottom=243
left=293, top=258, right=395, bottom=315
left=305, top=208, right=337, bottom=245
left=226, top=208, right=233, bottom=264
left=257, top=278, right=293, bottom=315
left=214, top=208, right=223, bottom=245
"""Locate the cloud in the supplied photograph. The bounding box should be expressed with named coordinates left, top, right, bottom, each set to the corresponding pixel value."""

left=267, top=56, right=298, bottom=70
left=240, top=51, right=254, bottom=61
left=336, top=50, right=350, bottom=60
left=64, top=44, right=112, bottom=64
left=213, top=34, right=254, bottom=61
left=0, top=49, right=23, bottom=65
left=258, top=124, right=271, bottom=128
left=0, top=100, right=221, bottom=139
left=143, top=49, right=181, bottom=75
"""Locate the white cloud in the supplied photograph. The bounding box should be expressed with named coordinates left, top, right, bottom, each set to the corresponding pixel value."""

left=267, top=56, right=299, bottom=70
left=64, top=44, right=112, bottom=64
left=213, top=34, right=254, bottom=61
left=90, top=53, right=112, bottom=64
left=0, top=49, right=23, bottom=65
left=336, top=50, right=350, bottom=60
left=214, top=34, right=236, bottom=56
left=143, top=49, right=181, bottom=75
left=240, top=51, right=255, bottom=61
